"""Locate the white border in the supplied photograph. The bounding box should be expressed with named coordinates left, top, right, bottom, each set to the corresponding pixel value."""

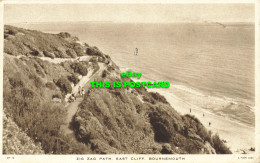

left=0, top=0, right=259, bottom=163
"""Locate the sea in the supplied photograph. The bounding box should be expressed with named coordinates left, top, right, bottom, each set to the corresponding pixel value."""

left=13, top=22, right=255, bottom=127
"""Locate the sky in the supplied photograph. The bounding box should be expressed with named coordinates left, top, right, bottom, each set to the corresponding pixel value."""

left=4, top=3, right=254, bottom=24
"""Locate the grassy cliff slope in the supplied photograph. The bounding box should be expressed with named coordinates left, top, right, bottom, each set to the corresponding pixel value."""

left=3, top=25, right=231, bottom=154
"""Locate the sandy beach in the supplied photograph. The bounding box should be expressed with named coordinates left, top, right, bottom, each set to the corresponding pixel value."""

left=149, top=88, right=255, bottom=154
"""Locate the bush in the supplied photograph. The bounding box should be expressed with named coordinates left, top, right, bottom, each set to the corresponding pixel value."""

left=46, top=82, right=56, bottom=90
left=150, top=92, right=168, bottom=104
left=68, top=74, right=80, bottom=84
left=211, top=134, right=232, bottom=154
left=4, top=34, right=9, bottom=39
left=29, top=74, right=44, bottom=88
left=102, top=70, right=109, bottom=78
left=7, top=29, right=18, bottom=35
left=54, top=49, right=68, bottom=58
left=58, top=32, right=71, bottom=38
left=86, top=47, right=103, bottom=56
left=143, top=95, right=155, bottom=104
left=52, top=94, right=62, bottom=99
left=73, top=43, right=85, bottom=56
left=9, top=74, right=24, bottom=88
left=20, top=88, right=34, bottom=98
left=66, top=49, right=77, bottom=58
left=56, top=77, right=72, bottom=94
left=43, top=51, right=55, bottom=59
left=34, top=63, right=45, bottom=78
left=105, top=54, right=111, bottom=59
left=3, top=113, right=44, bottom=154
left=30, top=50, right=40, bottom=56
left=70, top=62, right=88, bottom=76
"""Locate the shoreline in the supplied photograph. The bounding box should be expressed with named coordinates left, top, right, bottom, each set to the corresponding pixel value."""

left=129, top=75, right=255, bottom=153
left=148, top=88, right=255, bottom=153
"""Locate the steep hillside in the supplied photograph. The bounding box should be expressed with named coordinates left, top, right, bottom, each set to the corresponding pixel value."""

left=3, top=111, right=44, bottom=154
left=3, top=25, right=231, bottom=154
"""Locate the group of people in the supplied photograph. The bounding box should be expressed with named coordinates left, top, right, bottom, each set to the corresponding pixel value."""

left=78, top=86, right=85, bottom=96
left=68, top=86, right=86, bottom=102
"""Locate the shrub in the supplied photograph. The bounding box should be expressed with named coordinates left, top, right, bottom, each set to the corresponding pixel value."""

left=107, top=65, right=114, bottom=72
left=66, top=49, right=77, bottom=58
left=105, top=54, right=111, bottom=59
left=56, top=77, right=72, bottom=94
left=73, top=44, right=85, bottom=56
left=34, top=63, right=45, bottom=78
left=93, top=46, right=99, bottom=50
left=52, top=94, right=62, bottom=99
left=150, top=92, right=169, bottom=104
left=86, top=47, right=103, bottom=56
left=4, top=42, right=20, bottom=56
left=211, top=134, right=232, bottom=154
left=29, top=74, right=44, bottom=88
left=30, top=50, right=40, bottom=56
left=46, top=82, right=56, bottom=90
left=20, top=88, right=34, bottom=98
left=43, top=51, right=55, bottom=59
left=9, top=74, right=24, bottom=88
left=53, top=49, right=68, bottom=58
left=102, top=70, right=109, bottom=78
left=143, top=95, right=155, bottom=104
left=68, top=74, right=80, bottom=84
left=3, top=113, right=44, bottom=154
left=70, top=62, right=88, bottom=76
left=4, top=34, right=9, bottom=39
left=7, top=29, right=18, bottom=35
left=58, top=32, right=71, bottom=38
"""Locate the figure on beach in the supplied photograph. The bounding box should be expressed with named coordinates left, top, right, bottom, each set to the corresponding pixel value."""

left=209, top=122, right=211, bottom=127
left=190, top=108, right=191, bottom=113
left=135, top=48, right=138, bottom=55
left=203, top=113, right=205, bottom=117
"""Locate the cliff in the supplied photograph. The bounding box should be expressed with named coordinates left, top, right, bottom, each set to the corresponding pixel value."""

left=3, top=25, right=231, bottom=154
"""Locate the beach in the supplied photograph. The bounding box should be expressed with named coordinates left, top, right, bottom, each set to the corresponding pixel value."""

left=149, top=87, right=255, bottom=154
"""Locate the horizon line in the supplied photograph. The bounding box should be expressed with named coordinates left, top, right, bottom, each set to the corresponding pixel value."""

left=5, top=21, right=255, bottom=25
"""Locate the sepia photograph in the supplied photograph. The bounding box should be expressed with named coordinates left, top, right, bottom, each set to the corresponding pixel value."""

left=0, top=0, right=259, bottom=162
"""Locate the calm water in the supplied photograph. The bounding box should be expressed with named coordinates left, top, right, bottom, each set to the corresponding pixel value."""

left=14, top=22, right=255, bottom=125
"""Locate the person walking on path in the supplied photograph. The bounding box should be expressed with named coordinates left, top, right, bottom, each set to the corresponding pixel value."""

left=81, top=87, right=85, bottom=96
left=78, top=86, right=82, bottom=96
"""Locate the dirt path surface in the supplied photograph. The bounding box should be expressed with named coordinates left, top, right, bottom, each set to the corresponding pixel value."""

left=32, top=56, right=91, bottom=64
left=61, top=62, right=106, bottom=136
left=60, top=97, right=83, bottom=135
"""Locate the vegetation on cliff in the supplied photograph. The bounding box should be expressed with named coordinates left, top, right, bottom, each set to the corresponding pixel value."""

left=3, top=25, right=231, bottom=154
left=73, top=73, right=231, bottom=154
left=3, top=111, right=44, bottom=154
